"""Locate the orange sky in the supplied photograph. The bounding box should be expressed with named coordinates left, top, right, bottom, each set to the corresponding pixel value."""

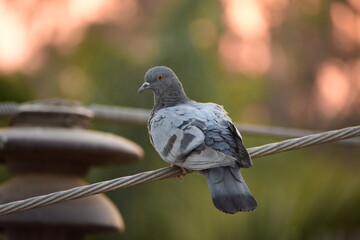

left=0, top=0, right=136, bottom=74
left=0, top=0, right=359, bottom=119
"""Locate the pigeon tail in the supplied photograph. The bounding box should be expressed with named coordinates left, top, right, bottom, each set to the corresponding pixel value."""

left=203, top=165, right=257, bottom=214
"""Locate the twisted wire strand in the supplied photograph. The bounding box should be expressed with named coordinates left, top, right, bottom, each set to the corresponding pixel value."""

left=0, top=125, right=359, bottom=216
left=90, top=104, right=149, bottom=126
left=248, top=125, right=360, bottom=157
left=0, top=102, right=18, bottom=118
left=0, top=167, right=181, bottom=216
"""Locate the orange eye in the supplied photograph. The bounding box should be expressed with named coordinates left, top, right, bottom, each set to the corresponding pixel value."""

left=157, top=75, right=163, bottom=80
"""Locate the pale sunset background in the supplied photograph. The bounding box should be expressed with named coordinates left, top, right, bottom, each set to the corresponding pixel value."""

left=0, top=0, right=359, bottom=239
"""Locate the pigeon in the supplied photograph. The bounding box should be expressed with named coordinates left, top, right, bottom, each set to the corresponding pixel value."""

left=138, top=66, right=257, bottom=214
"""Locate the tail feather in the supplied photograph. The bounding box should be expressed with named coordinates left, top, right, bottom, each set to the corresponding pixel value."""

left=203, top=165, right=257, bottom=214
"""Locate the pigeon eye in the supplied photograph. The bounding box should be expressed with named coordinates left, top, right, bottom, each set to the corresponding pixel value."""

left=157, top=75, right=163, bottom=80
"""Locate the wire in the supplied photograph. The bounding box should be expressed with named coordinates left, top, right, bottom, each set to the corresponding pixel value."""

left=0, top=102, right=18, bottom=118
left=1, top=102, right=359, bottom=145
left=0, top=125, right=359, bottom=216
left=89, top=104, right=360, bottom=145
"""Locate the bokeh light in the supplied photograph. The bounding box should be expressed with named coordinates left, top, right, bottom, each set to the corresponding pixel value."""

left=315, top=60, right=351, bottom=118
left=330, top=2, right=360, bottom=52
left=0, top=0, right=137, bottom=74
left=0, top=0, right=360, bottom=239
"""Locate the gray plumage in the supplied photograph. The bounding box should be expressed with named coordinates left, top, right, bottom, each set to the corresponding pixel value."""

left=138, top=66, right=257, bottom=213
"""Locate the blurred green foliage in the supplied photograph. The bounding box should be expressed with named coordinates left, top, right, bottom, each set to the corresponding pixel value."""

left=1, top=0, right=360, bottom=239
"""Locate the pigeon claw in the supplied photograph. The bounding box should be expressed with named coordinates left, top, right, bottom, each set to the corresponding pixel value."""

left=170, top=164, right=189, bottom=181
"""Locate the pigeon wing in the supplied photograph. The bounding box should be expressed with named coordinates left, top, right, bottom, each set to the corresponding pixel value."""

left=195, top=102, right=252, bottom=168
left=227, top=121, right=252, bottom=168
left=149, top=105, right=236, bottom=170
left=149, top=107, right=205, bottom=164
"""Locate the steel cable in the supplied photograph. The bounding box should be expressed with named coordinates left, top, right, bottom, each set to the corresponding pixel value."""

left=0, top=125, right=359, bottom=216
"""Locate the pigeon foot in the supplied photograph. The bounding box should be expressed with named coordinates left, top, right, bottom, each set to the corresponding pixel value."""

left=171, top=164, right=189, bottom=181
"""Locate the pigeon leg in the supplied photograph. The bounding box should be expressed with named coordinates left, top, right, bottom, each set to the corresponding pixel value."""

left=170, top=164, right=189, bottom=181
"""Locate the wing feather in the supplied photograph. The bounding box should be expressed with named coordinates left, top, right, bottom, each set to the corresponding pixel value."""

left=148, top=102, right=248, bottom=170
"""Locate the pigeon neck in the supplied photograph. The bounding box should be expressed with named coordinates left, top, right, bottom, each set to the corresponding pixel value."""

left=152, top=84, right=189, bottom=113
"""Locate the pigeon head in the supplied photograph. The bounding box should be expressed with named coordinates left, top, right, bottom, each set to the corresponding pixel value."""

left=138, top=66, right=189, bottom=111
left=138, top=66, right=180, bottom=94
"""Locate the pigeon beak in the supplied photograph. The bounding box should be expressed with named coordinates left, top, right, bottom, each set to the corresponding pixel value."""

left=137, top=82, right=150, bottom=93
